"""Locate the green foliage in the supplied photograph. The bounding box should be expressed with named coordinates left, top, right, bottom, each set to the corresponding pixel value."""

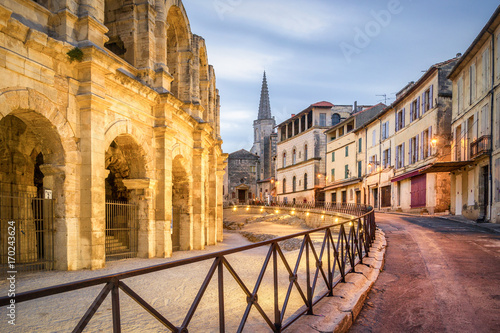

left=67, top=47, right=84, bottom=63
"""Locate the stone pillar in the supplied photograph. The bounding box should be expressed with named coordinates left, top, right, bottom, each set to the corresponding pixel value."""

left=153, top=104, right=176, bottom=257
left=122, top=179, right=156, bottom=258
left=192, top=147, right=206, bottom=250
left=217, top=153, right=228, bottom=242
left=206, top=148, right=217, bottom=245
left=179, top=50, right=193, bottom=103
left=76, top=48, right=111, bottom=270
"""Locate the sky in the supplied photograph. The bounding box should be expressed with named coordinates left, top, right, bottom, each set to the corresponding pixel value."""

left=182, top=0, right=500, bottom=154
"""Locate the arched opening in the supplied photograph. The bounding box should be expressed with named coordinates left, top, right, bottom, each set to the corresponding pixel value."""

left=304, top=173, right=308, bottom=190
left=167, top=6, right=191, bottom=99
left=304, top=144, right=308, bottom=161
left=104, top=0, right=132, bottom=63
left=292, top=176, right=296, bottom=192
left=172, top=155, right=191, bottom=251
left=105, top=135, right=148, bottom=260
left=199, top=45, right=210, bottom=121
left=282, top=178, right=286, bottom=194
left=0, top=113, right=64, bottom=271
left=292, top=149, right=296, bottom=165
left=332, top=113, right=341, bottom=126
left=283, top=151, right=287, bottom=168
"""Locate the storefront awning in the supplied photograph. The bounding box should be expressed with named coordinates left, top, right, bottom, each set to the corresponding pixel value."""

left=418, top=161, right=472, bottom=174
left=323, top=178, right=362, bottom=191
left=391, top=169, right=424, bottom=183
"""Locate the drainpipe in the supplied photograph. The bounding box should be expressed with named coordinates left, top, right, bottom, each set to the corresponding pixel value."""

left=365, top=127, right=368, bottom=205
left=488, top=30, right=495, bottom=222
left=378, top=117, right=382, bottom=210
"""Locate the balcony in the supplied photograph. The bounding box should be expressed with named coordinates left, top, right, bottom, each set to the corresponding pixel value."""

left=470, top=135, right=491, bottom=159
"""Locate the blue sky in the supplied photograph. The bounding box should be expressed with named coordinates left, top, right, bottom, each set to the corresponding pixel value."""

left=182, top=1, right=499, bottom=154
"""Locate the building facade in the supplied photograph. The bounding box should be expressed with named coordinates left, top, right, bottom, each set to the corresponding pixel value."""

left=385, top=58, right=457, bottom=213
left=0, top=0, right=225, bottom=271
left=224, top=149, right=259, bottom=204
left=276, top=102, right=352, bottom=203
left=324, top=104, right=385, bottom=205
left=449, top=6, right=500, bottom=222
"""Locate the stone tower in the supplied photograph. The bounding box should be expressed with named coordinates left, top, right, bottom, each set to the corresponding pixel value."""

left=250, top=72, right=276, bottom=179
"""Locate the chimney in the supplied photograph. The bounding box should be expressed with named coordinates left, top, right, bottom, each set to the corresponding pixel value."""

left=353, top=101, right=358, bottom=113
left=291, top=114, right=295, bottom=117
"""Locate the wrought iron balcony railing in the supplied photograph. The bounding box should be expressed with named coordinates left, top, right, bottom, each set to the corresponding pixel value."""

left=0, top=203, right=376, bottom=333
left=470, top=135, right=491, bottom=159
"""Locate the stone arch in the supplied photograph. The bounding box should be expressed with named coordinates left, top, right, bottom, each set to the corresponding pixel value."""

left=303, top=142, right=309, bottom=161
left=197, top=38, right=210, bottom=121
left=0, top=88, right=75, bottom=268
left=167, top=4, right=192, bottom=100
left=103, top=0, right=133, bottom=63
left=172, top=154, right=192, bottom=251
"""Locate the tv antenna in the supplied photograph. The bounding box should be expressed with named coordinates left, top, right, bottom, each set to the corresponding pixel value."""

left=376, top=94, right=387, bottom=104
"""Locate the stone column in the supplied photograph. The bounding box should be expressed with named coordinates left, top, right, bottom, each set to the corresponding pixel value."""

left=122, top=179, right=156, bottom=258
left=191, top=147, right=206, bottom=250
left=217, top=153, right=228, bottom=242
left=207, top=149, right=217, bottom=245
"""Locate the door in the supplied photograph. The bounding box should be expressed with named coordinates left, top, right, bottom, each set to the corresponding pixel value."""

left=238, top=190, right=246, bottom=203
left=455, top=174, right=462, bottom=215
left=411, top=174, right=427, bottom=208
left=479, top=166, right=489, bottom=219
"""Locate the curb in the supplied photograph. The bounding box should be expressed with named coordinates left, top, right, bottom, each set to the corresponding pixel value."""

left=288, top=229, right=387, bottom=332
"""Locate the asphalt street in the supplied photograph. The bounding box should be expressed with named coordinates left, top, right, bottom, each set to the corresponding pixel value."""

left=350, top=213, right=500, bottom=333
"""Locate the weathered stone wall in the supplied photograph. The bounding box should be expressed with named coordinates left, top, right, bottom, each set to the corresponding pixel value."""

left=0, top=0, right=226, bottom=270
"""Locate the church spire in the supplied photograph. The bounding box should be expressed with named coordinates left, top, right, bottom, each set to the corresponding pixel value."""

left=258, top=71, right=272, bottom=120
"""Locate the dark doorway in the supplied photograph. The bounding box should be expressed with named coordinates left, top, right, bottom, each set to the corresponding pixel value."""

left=355, top=190, right=361, bottom=204
left=381, top=186, right=391, bottom=208
left=238, top=189, right=246, bottom=203
left=479, top=165, right=489, bottom=221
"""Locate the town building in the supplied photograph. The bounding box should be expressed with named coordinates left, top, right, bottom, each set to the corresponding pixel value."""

left=323, top=104, right=386, bottom=205
left=0, top=0, right=225, bottom=271
left=384, top=58, right=458, bottom=213
left=276, top=102, right=353, bottom=204
left=449, top=6, right=500, bottom=223
left=224, top=150, right=259, bottom=204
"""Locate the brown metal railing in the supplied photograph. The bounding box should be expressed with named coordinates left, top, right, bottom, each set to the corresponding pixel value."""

left=0, top=193, right=54, bottom=273
left=470, top=135, right=491, bottom=159
left=0, top=204, right=375, bottom=332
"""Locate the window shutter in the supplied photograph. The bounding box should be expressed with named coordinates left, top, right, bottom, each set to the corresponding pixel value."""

left=395, top=112, right=399, bottom=131
left=416, top=134, right=420, bottom=162
left=388, top=148, right=392, bottom=167
left=428, top=126, right=432, bottom=157
left=430, top=85, right=434, bottom=109
left=402, top=142, right=405, bottom=167
left=410, top=103, right=414, bottom=122
left=421, top=131, right=425, bottom=160
left=396, top=146, right=399, bottom=168
left=409, top=139, right=412, bottom=164
left=417, top=97, right=421, bottom=117
left=422, top=92, right=426, bottom=113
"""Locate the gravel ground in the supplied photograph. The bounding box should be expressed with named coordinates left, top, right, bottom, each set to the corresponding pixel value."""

left=0, top=214, right=338, bottom=333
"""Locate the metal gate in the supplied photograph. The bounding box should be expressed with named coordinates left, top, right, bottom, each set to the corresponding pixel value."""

left=0, top=193, right=54, bottom=273
left=105, top=201, right=138, bottom=261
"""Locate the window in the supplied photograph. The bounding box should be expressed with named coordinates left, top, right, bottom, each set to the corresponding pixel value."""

left=358, top=161, right=362, bottom=177
left=292, top=176, right=296, bottom=192
left=320, top=113, right=326, bottom=126
left=470, top=64, right=476, bottom=105
left=250, top=166, right=256, bottom=173
left=282, top=178, right=286, bottom=194
left=280, top=126, right=286, bottom=141
left=381, top=121, right=389, bottom=140
left=344, top=165, right=349, bottom=179
left=409, top=135, right=420, bottom=164
left=338, top=127, right=344, bottom=137
left=347, top=122, right=354, bottom=132
left=382, top=148, right=391, bottom=168
left=480, top=103, right=489, bottom=136
left=331, top=113, right=341, bottom=125
left=304, top=145, right=308, bottom=160
left=331, top=192, right=337, bottom=204
left=410, top=98, right=420, bottom=122
left=331, top=168, right=335, bottom=181
left=396, top=143, right=405, bottom=168
left=358, top=138, right=362, bottom=153
left=282, top=152, right=286, bottom=168
left=422, top=86, right=433, bottom=113
left=292, top=149, right=297, bottom=165
left=422, top=127, right=432, bottom=159
left=368, top=155, right=377, bottom=172
left=331, top=151, right=335, bottom=162
left=345, top=146, right=349, bottom=157
left=482, top=47, right=491, bottom=94
left=372, top=130, right=377, bottom=147
left=396, top=108, right=405, bottom=131
left=457, top=76, right=464, bottom=114
left=304, top=173, right=308, bottom=190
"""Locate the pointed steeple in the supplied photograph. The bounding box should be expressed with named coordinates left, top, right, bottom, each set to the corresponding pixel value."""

left=258, top=71, right=272, bottom=120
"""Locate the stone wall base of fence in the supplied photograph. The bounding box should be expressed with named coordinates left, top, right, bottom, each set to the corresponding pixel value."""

left=287, top=229, right=387, bottom=333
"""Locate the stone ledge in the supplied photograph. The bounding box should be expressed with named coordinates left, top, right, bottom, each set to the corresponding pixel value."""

left=288, top=229, right=386, bottom=333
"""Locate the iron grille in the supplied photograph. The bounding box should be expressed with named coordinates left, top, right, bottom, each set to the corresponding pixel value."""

left=0, top=193, right=54, bottom=273
left=105, top=201, right=138, bottom=261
